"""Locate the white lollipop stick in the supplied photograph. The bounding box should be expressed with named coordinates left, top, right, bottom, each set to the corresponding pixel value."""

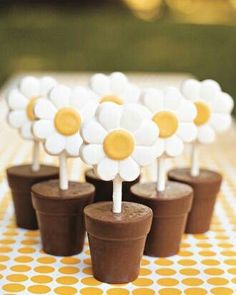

left=59, top=153, right=68, bottom=190
left=157, top=156, right=166, bottom=192
left=112, top=175, right=122, bottom=214
left=32, top=140, right=40, bottom=172
left=191, top=142, right=200, bottom=177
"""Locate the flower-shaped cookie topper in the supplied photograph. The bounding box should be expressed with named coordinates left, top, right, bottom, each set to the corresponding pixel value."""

left=80, top=102, right=159, bottom=213
left=140, top=86, right=198, bottom=191
left=181, top=79, right=234, bottom=176
left=33, top=84, right=97, bottom=190
left=89, top=72, right=140, bottom=105
left=6, top=76, right=57, bottom=171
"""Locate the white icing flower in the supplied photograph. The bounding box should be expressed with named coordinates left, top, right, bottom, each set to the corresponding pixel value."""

left=141, top=86, right=198, bottom=157
left=33, top=84, right=98, bottom=157
left=89, top=72, right=140, bottom=105
left=181, top=79, right=234, bottom=144
left=7, top=76, right=57, bottom=140
left=80, top=102, right=159, bottom=181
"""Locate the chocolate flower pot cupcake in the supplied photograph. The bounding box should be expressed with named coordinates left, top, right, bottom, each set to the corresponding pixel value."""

left=131, top=87, right=197, bottom=257
left=168, top=79, right=234, bottom=233
left=31, top=84, right=96, bottom=256
left=6, top=76, right=59, bottom=229
left=85, top=72, right=142, bottom=202
left=81, top=102, right=157, bottom=283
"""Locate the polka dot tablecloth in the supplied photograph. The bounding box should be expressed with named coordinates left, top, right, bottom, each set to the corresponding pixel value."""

left=0, top=73, right=236, bottom=294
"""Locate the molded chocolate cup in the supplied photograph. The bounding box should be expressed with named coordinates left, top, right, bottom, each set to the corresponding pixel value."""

left=168, top=168, right=222, bottom=234
left=6, top=164, right=59, bottom=230
left=84, top=201, right=153, bottom=283
left=85, top=169, right=140, bottom=202
left=130, top=181, right=193, bottom=257
left=32, top=179, right=95, bottom=256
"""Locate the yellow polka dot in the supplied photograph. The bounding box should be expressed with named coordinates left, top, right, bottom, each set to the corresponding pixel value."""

left=0, top=246, right=12, bottom=252
left=199, top=250, right=216, bottom=256
left=56, top=276, right=78, bottom=285
left=194, top=234, right=208, bottom=240
left=184, top=288, right=207, bottom=295
left=37, top=256, right=56, bottom=264
left=54, top=107, right=81, bottom=136
left=100, top=95, right=124, bottom=105
left=21, top=239, right=38, bottom=245
left=228, top=268, right=236, bottom=274
left=179, top=250, right=193, bottom=257
left=85, top=249, right=90, bottom=255
left=18, top=247, right=36, bottom=254
left=178, top=259, right=196, bottom=266
left=139, top=268, right=152, bottom=276
left=207, top=278, right=229, bottom=285
left=157, top=278, right=178, bottom=287
left=204, top=268, right=224, bottom=276
left=27, top=97, right=39, bottom=121
left=218, top=243, right=233, bottom=248
left=182, top=278, right=204, bottom=286
left=194, top=101, right=211, bottom=126
left=25, top=231, right=39, bottom=237
left=0, top=238, right=15, bottom=244
left=152, top=111, right=178, bottom=138
left=81, top=277, right=102, bottom=286
left=61, top=257, right=80, bottom=264
left=159, top=288, right=181, bottom=295
left=103, top=130, right=135, bottom=160
left=54, top=286, right=77, bottom=295
left=0, top=264, right=6, bottom=271
left=156, top=268, right=176, bottom=276
left=83, top=267, right=93, bottom=275
left=31, top=275, right=52, bottom=284
left=133, top=288, right=155, bottom=295
left=11, top=265, right=31, bottom=272
left=83, top=258, right=91, bottom=265
left=3, top=283, right=25, bottom=292
left=224, top=259, right=236, bottom=265
left=107, top=288, right=129, bottom=295
left=80, top=287, right=103, bottom=295
left=181, top=242, right=191, bottom=248
left=210, top=287, right=233, bottom=295
left=132, top=278, right=153, bottom=287
left=15, top=255, right=33, bottom=263
left=59, top=266, right=79, bottom=274
left=34, top=266, right=54, bottom=273
left=201, top=259, right=220, bottom=266
left=180, top=268, right=200, bottom=276
left=197, top=243, right=212, bottom=248
left=28, top=285, right=51, bottom=294
left=141, top=259, right=150, bottom=266
left=0, top=255, right=9, bottom=262
left=7, top=274, right=28, bottom=282
left=221, top=251, right=236, bottom=256
left=155, top=259, right=173, bottom=266
left=3, top=230, right=18, bottom=236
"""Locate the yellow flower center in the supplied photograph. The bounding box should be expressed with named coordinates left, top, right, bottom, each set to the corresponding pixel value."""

left=152, top=111, right=179, bottom=138
left=100, top=95, right=124, bottom=105
left=26, top=97, right=39, bottom=121
left=54, top=107, right=81, bottom=136
left=194, top=101, right=211, bottom=126
left=103, top=129, right=135, bottom=160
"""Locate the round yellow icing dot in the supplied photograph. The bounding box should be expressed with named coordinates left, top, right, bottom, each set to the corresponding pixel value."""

left=152, top=111, right=178, bottom=138
left=56, top=276, right=78, bottom=285
left=54, top=286, right=77, bottom=295
left=156, top=268, right=176, bottom=276
left=107, top=288, right=129, bottom=295
left=201, top=259, right=220, bottom=266
left=27, top=97, right=38, bottom=121
left=81, top=277, right=102, bottom=286
left=59, top=266, right=79, bottom=274
left=194, top=101, right=211, bottom=126
left=28, top=285, right=51, bottom=294
left=204, top=268, right=224, bottom=276
left=184, top=288, right=207, bottom=295
left=18, top=247, right=35, bottom=254
left=103, top=130, right=135, bottom=160
left=100, top=95, right=123, bottom=105
left=159, top=288, right=181, bottom=295
left=182, top=278, right=204, bottom=286
left=83, top=267, right=93, bottom=275
left=141, top=259, right=150, bottom=266
left=158, top=278, right=179, bottom=286
left=132, top=278, right=153, bottom=286
left=37, top=256, right=56, bottom=264
left=54, top=107, right=81, bottom=136
left=83, top=258, right=91, bottom=265
left=178, top=259, right=196, bottom=266
left=3, top=283, right=25, bottom=292
left=0, top=255, right=9, bottom=262
left=61, top=257, right=80, bottom=264
left=31, top=275, right=52, bottom=284
left=14, top=255, right=33, bottom=263
left=139, top=268, right=152, bottom=276
left=225, top=259, right=236, bottom=265
left=207, top=278, right=229, bottom=285
left=7, top=274, right=28, bottom=282
left=80, top=287, right=103, bottom=295
left=155, top=258, right=173, bottom=266
left=34, top=266, right=54, bottom=273
left=0, top=264, right=6, bottom=271
left=199, top=250, right=215, bottom=256
left=21, top=239, right=38, bottom=245
left=24, top=231, right=39, bottom=237
left=0, top=239, right=15, bottom=244
left=11, top=265, right=31, bottom=272
left=228, top=268, right=236, bottom=274
left=211, top=287, right=233, bottom=295
left=180, top=268, right=200, bottom=276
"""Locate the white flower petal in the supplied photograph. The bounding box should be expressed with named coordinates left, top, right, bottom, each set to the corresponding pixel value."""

left=65, top=133, right=82, bottom=157
left=110, top=72, right=128, bottom=96
left=122, top=84, right=140, bottom=103
left=177, top=99, right=197, bottom=122
left=96, top=157, right=118, bottom=181
left=90, top=73, right=110, bottom=96
left=80, top=144, right=105, bottom=165
left=33, top=120, right=55, bottom=139
left=7, top=89, right=28, bottom=110
left=198, top=124, right=215, bottom=144
left=49, top=84, right=70, bottom=108
left=45, top=133, right=65, bottom=155
left=134, top=120, right=158, bottom=145
left=97, top=102, right=121, bottom=131
left=132, top=145, right=157, bottom=166
left=20, top=121, right=33, bottom=139
left=213, top=92, right=234, bottom=114
left=34, top=99, right=57, bottom=119
left=177, top=122, right=198, bottom=143
left=164, top=87, right=182, bottom=111
left=70, top=87, right=97, bottom=110
left=209, top=113, right=232, bottom=133
left=39, top=76, right=57, bottom=96
left=141, top=88, right=163, bottom=113
left=120, top=104, right=143, bottom=132
left=80, top=101, right=98, bottom=122
left=119, top=157, right=140, bottom=181
left=8, top=110, right=28, bottom=128
left=82, top=119, right=107, bottom=144
left=19, top=76, right=40, bottom=98
left=165, top=135, right=184, bottom=157
left=181, top=79, right=200, bottom=101
left=200, top=79, right=221, bottom=102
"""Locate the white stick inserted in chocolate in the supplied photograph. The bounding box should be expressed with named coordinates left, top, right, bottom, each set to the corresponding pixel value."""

left=59, top=153, right=68, bottom=190
left=157, top=157, right=166, bottom=192
left=191, top=142, right=199, bottom=177
left=32, top=140, right=40, bottom=172
left=112, top=176, right=123, bottom=214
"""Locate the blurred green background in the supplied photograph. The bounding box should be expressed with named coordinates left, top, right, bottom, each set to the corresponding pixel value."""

left=0, top=0, right=236, bottom=111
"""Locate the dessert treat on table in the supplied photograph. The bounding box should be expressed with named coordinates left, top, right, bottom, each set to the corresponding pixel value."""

left=131, top=86, right=197, bottom=257
left=31, top=84, right=95, bottom=256
left=85, top=72, right=143, bottom=202
left=81, top=102, right=156, bottom=283
left=168, top=79, right=234, bottom=233
left=6, top=76, right=59, bottom=230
